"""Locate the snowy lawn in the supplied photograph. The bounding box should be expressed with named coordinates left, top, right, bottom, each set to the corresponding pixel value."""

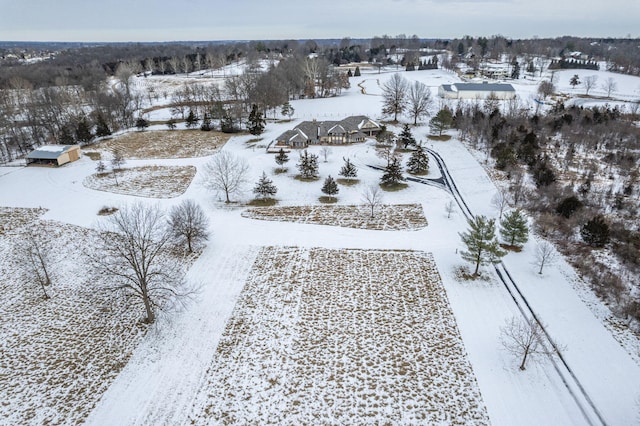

left=83, top=165, right=196, bottom=198
left=0, top=206, right=46, bottom=231
left=241, top=203, right=428, bottom=231
left=88, top=129, right=226, bottom=159
left=190, top=246, right=489, bottom=425
left=0, top=218, right=147, bottom=425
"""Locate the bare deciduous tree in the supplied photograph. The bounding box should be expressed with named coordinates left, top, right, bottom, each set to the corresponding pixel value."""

left=320, top=146, right=332, bottom=163
left=111, top=149, right=125, bottom=186
left=407, top=80, right=433, bottom=125
left=16, top=231, right=53, bottom=299
left=583, top=75, right=598, bottom=96
left=501, top=316, right=556, bottom=370
left=90, top=203, right=191, bottom=323
left=201, top=151, right=249, bottom=203
left=535, top=241, right=558, bottom=275
left=361, top=185, right=384, bottom=218
left=491, top=191, right=510, bottom=220
left=381, top=73, right=409, bottom=121
left=168, top=199, right=210, bottom=253
left=602, top=77, right=618, bottom=98
left=445, top=200, right=456, bottom=219
left=537, top=80, right=555, bottom=100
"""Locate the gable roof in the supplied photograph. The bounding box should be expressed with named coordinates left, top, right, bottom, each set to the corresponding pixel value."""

left=27, top=145, right=78, bottom=160
left=450, top=83, right=515, bottom=92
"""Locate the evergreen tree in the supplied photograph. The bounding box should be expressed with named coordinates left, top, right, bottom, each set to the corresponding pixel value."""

left=347, top=69, right=353, bottom=77
left=570, top=74, right=580, bottom=89
left=275, top=148, right=290, bottom=171
left=253, top=172, right=278, bottom=199
left=510, top=58, right=520, bottom=79
left=381, top=156, right=404, bottom=186
left=135, top=117, right=149, bottom=131
left=460, top=215, right=507, bottom=276
left=555, top=196, right=583, bottom=218
left=281, top=102, right=294, bottom=119
left=95, top=113, right=112, bottom=137
left=200, top=113, right=213, bottom=131
left=500, top=209, right=529, bottom=248
left=429, top=108, right=453, bottom=136
left=95, top=160, right=106, bottom=174
left=296, top=150, right=319, bottom=179
left=321, top=175, right=339, bottom=197
left=247, top=104, right=266, bottom=135
left=406, top=146, right=429, bottom=174
left=354, top=66, right=361, bottom=77
left=185, top=110, right=198, bottom=128
left=581, top=215, right=609, bottom=248
left=75, top=117, right=93, bottom=143
left=221, top=114, right=236, bottom=133
left=339, top=157, right=358, bottom=178
left=399, top=124, right=416, bottom=148
left=58, top=125, right=75, bottom=145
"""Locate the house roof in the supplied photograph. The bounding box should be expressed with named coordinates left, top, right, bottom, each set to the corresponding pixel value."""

left=26, top=145, right=79, bottom=160
left=448, top=83, right=515, bottom=92
left=275, top=115, right=381, bottom=144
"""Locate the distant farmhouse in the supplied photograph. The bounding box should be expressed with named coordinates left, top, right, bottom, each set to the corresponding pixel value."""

left=274, top=116, right=381, bottom=149
left=438, top=83, right=516, bottom=100
left=26, top=145, right=81, bottom=167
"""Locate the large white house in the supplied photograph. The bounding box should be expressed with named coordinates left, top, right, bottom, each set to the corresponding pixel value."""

left=438, top=82, right=516, bottom=100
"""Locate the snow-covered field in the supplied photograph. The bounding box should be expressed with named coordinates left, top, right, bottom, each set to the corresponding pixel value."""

left=189, top=246, right=489, bottom=425
left=2, top=64, right=640, bottom=425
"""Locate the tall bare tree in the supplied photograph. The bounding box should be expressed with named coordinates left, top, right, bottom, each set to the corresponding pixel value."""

left=602, top=77, right=618, bottom=98
left=407, top=80, right=433, bottom=125
left=583, top=75, right=598, bottom=96
left=201, top=151, right=249, bottom=203
left=535, top=241, right=558, bottom=274
left=168, top=199, right=210, bottom=253
left=16, top=231, right=53, bottom=299
left=361, top=185, right=384, bottom=218
left=381, top=73, right=409, bottom=122
left=501, top=317, right=556, bottom=370
left=90, top=203, right=190, bottom=323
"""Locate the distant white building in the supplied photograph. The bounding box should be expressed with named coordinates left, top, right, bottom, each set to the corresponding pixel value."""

left=438, top=82, right=516, bottom=100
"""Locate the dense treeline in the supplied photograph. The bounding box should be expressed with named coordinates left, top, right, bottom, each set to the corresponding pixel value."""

left=452, top=98, right=640, bottom=323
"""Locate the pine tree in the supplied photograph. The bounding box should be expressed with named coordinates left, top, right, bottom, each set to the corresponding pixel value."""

left=275, top=148, right=290, bottom=171
left=399, top=124, right=416, bottom=148
left=570, top=74, right=580, bottom=89
left=500, top=209, right=529, bottom=248
left=95, top=113, right=112, bottom=137
left=321, top=175, right=339, bottom=197
left=247, top=104, right=266, bottom=135
left=95, top=160, right=106, bottom=174
left=200, top=113, right=213, bottom=131
left=281, top=102, right=294, bottom=119
left=339, top=157, right=358, bottom=178
left=510, top=58, right=520, bottom=79
left=75, top=117, right=93, bottom=143
left=429, top=108, right=453, bottom=136
left=406, top=146, right=429, bottom=174
left=347, top=69, right=353, bottom=77
left=581, top=215, right=609, bottom=248
left=253, top=172, right=278, bottom=199
left=354, top=66, right=361, bottom=77
left=58, top=125, right=75, bottom=145
left=296, top=150, right=319, bottom=179
left=135, top=117, right=149, bottom=131
left=460, top=215, right=507, bottom=276
left=381, top=156, right=404, bottom=186
left=185, top=110, right=198, bottom=128
left=221, top=114, right=236, bottom=133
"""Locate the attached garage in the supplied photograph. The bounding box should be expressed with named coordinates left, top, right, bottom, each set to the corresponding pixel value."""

left=26, top=145, right=81, bottom=167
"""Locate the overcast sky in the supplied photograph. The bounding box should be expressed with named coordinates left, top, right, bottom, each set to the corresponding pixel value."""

left=1, top=0, right=638, bottom=42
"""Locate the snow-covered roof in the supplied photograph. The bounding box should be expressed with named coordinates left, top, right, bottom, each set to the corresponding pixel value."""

left=26, top=145, right=79, bottom=160
left=452, top=83, right=515, bottom=92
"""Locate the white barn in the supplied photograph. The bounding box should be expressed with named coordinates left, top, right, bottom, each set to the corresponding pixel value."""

left=438, top=82, right=516, bottom=100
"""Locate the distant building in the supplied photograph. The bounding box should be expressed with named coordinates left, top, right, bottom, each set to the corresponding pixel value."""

left=274, top=116, right=381, bottom=149
left=26, top=145, right=81, bottom=167
left=438, top=83, right=516, bottom=100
